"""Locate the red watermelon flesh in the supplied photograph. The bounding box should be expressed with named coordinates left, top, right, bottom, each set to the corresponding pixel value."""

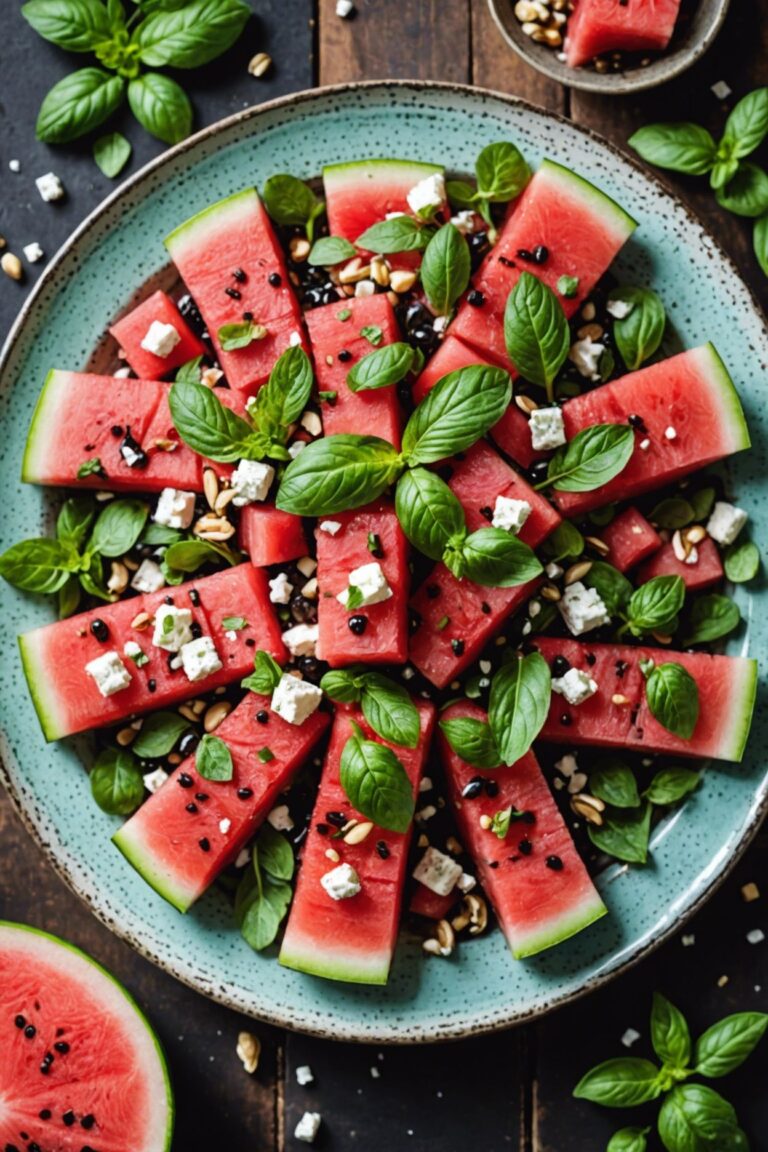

left=165, top=188, right=308, bottom=396
left=439, top=702, right=606, bottom=958
left=279, top=701, right=436, bottom=984
left=450, top=160, right=637, bottom=369
left=22, top=370, right=201, bottom=492
left=109, top=289, right=206, bottom=380
left=636, top=535, right=724, bottom=592
left=566, top=0, right=682, bottom=67
left=239, top=503, right=308, bottom=568
left=409, top=884, right=456, bottom=921
left=0, top=921, right=173, bottom=1152
left=555, top=345, right=751, bottom=516
left=534, top=636, right=757, bottom=762
left=599, top=506, right=661, bottom=571
left=18, top=565, right=286, bottom=742
left=305, top=294, right=403, bottom=447
left=315, top=500, right=409, bottom=666
left=113, top=693, right=330, bottom=912
left=409, top=441, right=560, bottom=688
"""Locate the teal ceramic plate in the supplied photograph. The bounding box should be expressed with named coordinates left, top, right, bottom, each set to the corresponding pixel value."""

left=1, top=83, right=765, bottom=1042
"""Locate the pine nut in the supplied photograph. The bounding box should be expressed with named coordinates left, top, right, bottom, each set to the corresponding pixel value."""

left=541, top=583, right=562, bottom=602
left=116, top=726, right=136, bottom=747
left=153, top=438, right=177, bottom=452
left=515, top=394, right=539, bottom=414
left=446, top=836, right=463, bottom=855
left=465, top=894, right=488, bottom=935
left=191, top=699, right=207, bottom=716
left=203, top=467, right=219, bottom=509
left=194, top=514, right=235, bottom=541
left=585, top=535, right=610, bottom=556
left=479, top=814, right=492, bottom=830
left=325, top=847, right=340, bottom=863
left=131, top=611, right=152, bottom=630
left=611, top=693, right=630, bottom=706
left=435, top=919, right=455, bottom=955
left=167, top=752, right=182, bottom=766
left=386, top=290, right=399, bottom=307
left=343, top=820, right=374, bottom=845
left=564, top=560, right=592, bottom=585
left=107, top=560, right=129, bottom=594
left=236, top=1031, right=261, bottom=1074
left=370, top=256, right=390, bottom=287
left=422, top=938, right=444, bottom=956
left=514, top=0, right=540, bottom=19
left=247, top=52, right=272, bottom=77
left=1, top=252, right=23, bottom=281
left=289, top=236, right=310, bottom=262
left=214, top=487, right=237, bottom=514
left=543, top=26, right=562, bottom=45
left=581, top=301, right=596, bottom=320
left=651, top=630, right=673, bottom=645
left=686, top=525, right=707, bottom=544
left=338, top=257, right=370, bottom=284
left=302, top=577, right=318, bottom=599
left=570, top=793, right=605, bottom=825
left=389, top=270, right=418, bottom=294
left=178, top=703, right=199, bottom=724
left=577, top=322, right=604, bottom=341
left=203, top=700, right=232, bottom=733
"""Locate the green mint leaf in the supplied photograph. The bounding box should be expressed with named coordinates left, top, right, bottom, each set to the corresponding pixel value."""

left=169, top=379, right=255, bottom=462
left=217, top=319, right=268, bottom=351
left=421, top=223, right=471, bottom=316
left=395, top=468, right=466, bottom=563
left=716, top=162, right=768, bottom=218
left=684, top=593, right=741, bottom=645
left=649, top=496, right=696, bottom=530
left=646, top=662, right=699, bottom=739
left=541, top=520, right=584, bottom=563
left=610, top=286, right=666, bottom=371
left=607, top=1129, right=650, bottom=1152
left=276, top=434, right=403, bottom=517
left=360, top=673, right=420, bottom=749
left=22, top=0, right=113, bottom=51
left=133, top=0, right=250, bottom=68
left=628, top=575, right=685, bottom=634
left=402, top=364, right=512, bottom=465
left=544, top=424, right=635, bottom=494
left=252, top=345, right=314, bottom=437
left=132, top=711, right=190, bottom=758
left=588, top=802, right=652, bottom=864
left=93, top=130, right=131, bottom=178
left=348, top=342, right=416, bottom=393
left=77, top=457, right=105, bottom=479
left=262, top=173, right=321, bottom=228
left=78, top=551, right=114, bottom=602
left=57, top=495, right=96, bottom=551
left=439, top=716, right=501, bottom=769
left=88, top=498, right=149, bottom=558
left=488, top=652, right=551, bottom=766
left=459, top=527, right=542, bottom=588
left=589, top=757, right=641, bottom=809
left=128, top=72, right=192, bottom=144
left=355, top=215, right=430, bottom=254
left=90, top=747, right=144, bottom=816
left=724, top=539, right=760, bottom=583
left=236, top=852, right=292, bottom=952
left=196, top=733, right=233, bottom=781
left=628, top=123, right=717, bottom=175
left=658, top=1084, right=738, bottom=1152
left=222, top=615, right=247, bottom=630
left=163, top=540, right=238, bottom=577
left=504, top=272, right=570, bottom=400
left=651, top=991, right=692, bottom=1071
left=475, top=140, right=530, bottom=203
left=241, top=649, right=283, bottom=695
left=257, top=823, right=294, bottom=882
left=573, top=1057, right=663, bottom=1108
left=557, top=274, right=580, bottom=298
left=584, top=561, right=633, bottom=617
left=308, top=235, right=356, bottom=265
left=722, top=87, right=768, bottom=159
left=0, top=538, right=77, bottom=595
left=36, top=68, right=125, bottom=144
left=258, top=747, right=274, bottom=763
left=445, top=179, right=477, bottom=210
left=490, top=806, right=522, bottom=839
left=643, top=767, right=700, bottom=805
left=320, top=668, right=363, bottom=703
left=360, top=324, right=384, bottom=346
left=694, top=1012, right=768, bottom=1079
left=754, top=212, right=768, bottom=277
left=339, top=721, right=415, bottom=833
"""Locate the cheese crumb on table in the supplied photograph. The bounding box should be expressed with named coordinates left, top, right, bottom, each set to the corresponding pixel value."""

left=269, top=572, right=294, bottom=604
left=569, top=336, right=605, bottom=381
left=35, top=171, right=64, bottom=202
left=606, top=298, right=633, bottom=319
left=295, top=1112, right=322, bottom=1144
left=296, top=1065, right=314, bottom=1086
left=22, top=242, right=44, bottom=264
left=267, top=804, right=294, bottom=831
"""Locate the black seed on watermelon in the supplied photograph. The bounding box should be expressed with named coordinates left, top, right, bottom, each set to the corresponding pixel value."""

left=316, top=823, right=329, bottom=835
left=23, top=1024, right=36, bottom=1038
left=189, top=589, right=200, bottom=606
left=179, top=732, right=199, bottom=758
left=147, top=679, right=157, bottom=693
left=348, top=615, right=367, bottom=635
left=451, top=639, right=465, bottom=656
left=256, top=711, right=269, bottom=724
left=81, top=1114, right=96, bottom=1129
left=326, top=811, right=346, bottom=827
left=467, top=289, right=485, bottom=307
left=237, top=787, right=253, bottom=799
left=39, top=1109, right=51, bottom=1119
left=338, top=349, right=352, bottom=362
left=462, top=777, right=484, bottom=799
left=110, top=424, right=123, bottom=437
left=199, top=838, right=210, bottom=852
left=559, top=713, right=572, bottom=726
left=194, top=792, right=208, bottom=802
left=54, top=1040, right=69, bottom=1053
left=185, top=803, right=198, bottom=814
left=376, top=841, right=390, bottom=859
left=518, top=839, right=532, bottom=855
left=268, top=272, right=282, bottom=287
left=177, top=773, right=193, bottom=789
left=89, top=619, right=109, bottom=643
left=14, top=1015, right=24, bottom=1028
left=232, top=268, right=247, bottom=283
left=426, top=584, right=440, bottom=599
left=551, top=655, right=571, bottom=677
left=546, top=855, right=564, bottom=871
left=481, top=602, right=491, bottom=615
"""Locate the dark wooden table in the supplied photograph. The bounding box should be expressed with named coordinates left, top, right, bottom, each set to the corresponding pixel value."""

left=1, top=3, right=766, bottom=1149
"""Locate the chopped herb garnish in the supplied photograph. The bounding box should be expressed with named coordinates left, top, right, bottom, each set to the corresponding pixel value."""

left=360, top=324, right=384, bottom=346
left=77, top=458, right=104, bottom=479
left=318, top=390, right=338, bottom=404
left=258, top=747, right=275, bottom=763
left=222, top=615, right=248, bottom=630
left=436, top=615, right=450, bottom=631
left=367, top=531, right=383, bottom=556
left=217, top=319, right=268, bottom=351
left=336, top=308, right=352, bottom=321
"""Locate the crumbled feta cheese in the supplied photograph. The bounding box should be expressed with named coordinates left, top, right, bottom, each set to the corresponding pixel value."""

left=131, top=558, right=166, bottom=594
left=142, top=767, right=169, bottom=794
left=412, top=846, right=463, bottom=896
left=336, top=0, right=354, bottom=15
left=552, top=667, right=599, bottom=706
left=529, top=406, right=566, bottom=451
left=219, top=818, right=231, bottom=835
left=288, top=441, right=305, bottom=459
left=747, top=928, right=765, bottom=945
left=402, top=666, right=415, bottom=680
left=684, top=546, right=699, bottom=566
left=85, top=650, right=132, bottom=697
left=433, top=315, right=449, bottom=333
left=711, top=79, right=732, bottom=99
left=153, top=605, right=194, bottom=652
left=267, top=804, right=294, bottom=831
left=406, top=172, right=446, bottom=218
left=664, top=425, right=677, bottom=441
left=492, top=495, right=532, bottom=535
left=457, top=872, right=477, bottom=894
left=569, top=336, right=605, bottom=381
left=606, top=299, right=633, bottom=319
left=319, top=520, right=342, bottom=535
left=180, top=635, right=223, bottom=682
left=23, top=242, right=44, bottom=264
left=545, top=562, right=563, bottom=580
left=295, top=1111, right=322, bottom=1144
left=282, top=623, right=319, bottom=657
left=35, top=171, right=64, bottom=202
left=271, top=673, right=323, bottom=726
left=621, top=1028, right=641, bottom=1048
left=558, top=581, right=611, bottom=635
left=337, top=561, right=392, bottom=608
left=479, top=659, right=492, bottom=674
left=225, top=630, right=237, bottom=642
left=300, top=411, right=322, bottom=437
left=289, top=330, right=302, bottom=347
left=385, top=211, right=407, bottom=220
left=154, top=487, right=196, bottom=530
left=9, top=159, right=20, bottom=173
left=706, top=501, right=748, bottom=546
left=269, top=572, right=294, bottom=604
left=529, top=599, right=541, bottom=618
left=370, top=1066, right=381, bottom=1079
left=114, top=366, right=132, bottom=378
left=140, top=320, right=181, bottom=359
left=296, top=1065, right=314, bottom=1086
left=320, top=862, right=361, bottom=901
left=297, top=556, right=317, bottom=578
left=449, top=210, right=476, bottom=234
left=231, top=459, right=275, bottom=506
left=639, top=438, right=651, bottom=451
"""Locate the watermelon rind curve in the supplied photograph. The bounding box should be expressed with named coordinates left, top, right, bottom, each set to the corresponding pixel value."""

left=510, top=892, right=608, bottom=960
left=720, top=656, right=758, bottom=764
left=697, top=341, right=751, bottom=455
left=164, top=186, right=259, bottom=257
left=17, top=629, right=66, bottom=744
left=323, top=156, right=443, bottom=191
left=538, top=158, right=638, bottom=241
left=112, top=821, right=196, bottom=914
left=21, top=369, right=69, bottom=485
left=279, top=938, right=391, bottom=986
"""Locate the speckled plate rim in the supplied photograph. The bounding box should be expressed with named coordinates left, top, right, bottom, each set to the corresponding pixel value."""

left=0, top=80, right=766, bottom=1044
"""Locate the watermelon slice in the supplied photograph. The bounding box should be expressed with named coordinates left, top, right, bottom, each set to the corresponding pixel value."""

left=566, top=0, right=682, bottom=67
left=279, top=701, right=436, bottom=984
left=114, top=693, right=330, bottom=912
left=438, top=703, right=607, bottom=957
left=599, top=506, right=662, bottom=572
left=109, top=289, right=207, bottom=380
left=323, top=158, right=444, bottom=250
left=165, top=188, right=308, bottom=396
left=0, top=920, right=173, bottom=1152
left=636, top=535, right=724, bottom=591
left=19, top=565, right=285, bottom=741
left=409, top=440, right=559, bottom=688
left=238, top=504, right=308, bottom=568
left=305, top=294, right=403, bottom=447
left=22, top=370, right=201, bottom=492
left=555, top=344, right=750, bottom=516
left=315, top=500, right=409, bottom=666
left=534, top=636, right=757, bottom=761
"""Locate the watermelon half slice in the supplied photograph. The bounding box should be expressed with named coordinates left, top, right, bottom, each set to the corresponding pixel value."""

left=0, top=920, right=173, bottom=1152
left=566, top=0, right=682, bottom=67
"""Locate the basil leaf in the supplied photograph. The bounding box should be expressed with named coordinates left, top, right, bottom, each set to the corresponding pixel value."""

left=257, top=823, right=294, bottom=882
left=421, top=223, right=471, bottom=316
left=541, top=520, right=584, bottom=562
left=446, top=179, right=477, bottom=210
left=557, top=274, right=579, bottom=299
left=58, top=574, right=81, bottom=619
left=628, top=123, right=717, bottom=175
left=196, top=733, right=233, bottom=781
left=644, top=766, right=700, bottom=805
left=684, top=594, right=741, bottom=645
left=339, top=722, right=415, bottom=833
left=754, top=212, right=768, bottom=278
left=217, top=319, right=267, bottom=351
left=355, top=215, right=430, bottom=254
left=607, top=1129, right=650, bottom=1152
left=128, top=72, right=192, bottom=144
left=169, top=379, right=254, bottom=462
left=360, top=673, right=420, bottom=749
left=475, top=141, right=530, bottom=203
left=262, top=173, right=321, bottom=228
left=57, top=494, right=96, bottom=551
left=22, top=0, right=113, bottom=50
left=133, top=0, right=250, bottom=67
left=589, top=758, right=640, bottom=809
left=584, top=562, right=633, bottom=617
left=175, top=355, right=203, bottom=384
left=504, top=272, right=570, bottom=398
left=319, top=668, right=362, bottom=704
left=90, top=747, right=144, bottom=816
left=646, top=663, right=699, bottom=739
left=347, top=343, right=415, bottom=392
left=277, top=434, right=402, bottom=517
left=395, top=468, right=466, bottom=562
left=77, top=458, right=105, bottom=479
left=651, top=992, right=692, bottom=1070
left=658, top=1084, right=738, bottom=1151
left=610, top=287, right=666, bottom=371
left=132, top=711, right=189, bottom=758
left=255, top=346, right=314, bottom=434
left=459, top=527, right=542, bottom=588
left=402, top=365, right=512, bottom=465
left=360, top=325, right=384, bottom=347
left=488, top=652, right=551, bottom=766
left=588, top=802, right=652, bottom=864
left=716, top=162, right=768, bottom=218
left=439, top=716, right=501, bottom=769
left=89, top=498, right=148, bottom=558
left=93, top=130, right=131, bottom=179
left=164, top=539, right=237, bottom=574
left=0, top=538, right=77, bottom=594
left=141, top=523, right=183, bottom=547
left=689, top=486, right=716, bottom=522
left=709, top=157, right=740, bottom=192
left=724, top=539, right=760, bottom=583
left=237, top=870, right=291, bottom=952
left=308, top=236, right=356, bottom=265
left=628, top=575, right=685, bottom=634
left=649, top=496, right=695, bottom=530
left=36, top=68, right=125, bottom=144
left=694, top=1012, right=768, bottom=1078
left=573, top=1057, right=663, bottom=1108
left=242, top=649, right=283, bottom=695
left=545, top=424, right=635, bottom=493
left=723, top=87, right=768, bottom=159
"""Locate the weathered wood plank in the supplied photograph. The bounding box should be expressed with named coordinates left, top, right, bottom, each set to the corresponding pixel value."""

left=471, top=0, right=567, bottom=114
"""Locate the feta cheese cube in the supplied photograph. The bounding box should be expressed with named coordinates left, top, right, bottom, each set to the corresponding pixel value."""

left=558, top=581, right=611, bottom=636
left=711, top=79, right=732, bottom=100
left=529, top=406, right=566, bottom=452
left=140, top=320, right=181, bottom=359
left=9, top=159, right=20, bottom=173
left=492, top=495, right=532, bottom=535
left=664, top=425, right=677, bottom=441
left=319, top=520, right=342, bottom=535
left=142, top=767, right=169, bottom=794
left=320, top=862, right=361, bottom=901
left=267, top=804, right=294, bottom=831
left=269, top=572, right=294, bottom=604
left=569, top=336, right=605, bottom=381
left=271, top=674, right=323, bottom=726
left=457, top=872, right=477, bottom=894
left=552, top=666, right=598, bottom=706
left=406, top=172, right=446, bottom=218
left=412, top=846, right=463, bottom=896
left=23, top=242, right=44, bottom=264
left=154, top=487, right=196, bottom=529
left=294, top=1111, right=322, bottom=1144
left=282, top=623, right=319, bottom=657
left=35, top=171, right=64, bottom=202
left=85, top=650, right=132, bottom=697
left=621, top=1028, right=641, bottom=1048
left=231, top=459, right=275, bottom=506
left=131, top=558, right=166, bottom=594
left=219, top=817, right=231, bottom=835
left=606, top=298, right=633, bottom=319
left=153, top=605, right=194, bottom=652
left=295, top=1065, right=314, bottom=1086
left=449, top=210, right=477, bottom=234
left=336, top=561, right=392, bottom=608
left=289, top=330, right=302, bottom=347
left=706, top=501, right=748, bottom=546
left=180, top=635, right=223, bottom=682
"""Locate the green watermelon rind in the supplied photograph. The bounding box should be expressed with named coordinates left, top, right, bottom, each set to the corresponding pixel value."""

left=0, top=919, right=174, bottom=1151
left=539, top=159, right=638, bottom=240
left=719, top=656, right=758, bottom=763
left=279, top=937, right=391, bottom=985
left=164, top=186, right=259, bottom=257
left=322, top=157, right=444, bottom=192
left=112, top=821, right=197, bottom=914
left=509, top=890, right=608, bottom=960
left=696, top=341, right=751, bottom=454
left=21, top=369, right=69, bottom=485
left=18, top=629, right=67, bottom=743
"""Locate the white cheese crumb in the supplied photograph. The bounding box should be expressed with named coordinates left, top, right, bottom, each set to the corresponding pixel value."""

left=142, top=767, right=169, bottom=794
left=336, top=0, right=354, bottom=15
left=154, top=487, right=196, bottom=530
left=545, top=562, right=563, bottom=580
left=370, top=1066, right=381, bottom=1079
left=747, top=929, right=765, bottom=945
left=412, top=846, right=463, bottom=896
left=621, top=1028, right=641, bottom=1048
left=711, top=79, right=732, bottom=100
left=131, top=558, right=166, bottom=594
left=153, top=604, right=194, bottom=652
left=433, top=315, right=449, bottom=333
left=23, top=242, right=44, bottom=264
left=114, top=366, right=132, bottom=378
left=706, top=501, right=748, bottom=547
left=180, top=635, right=223, bottom=682
left=606, top=298, right=634, bottom=319
left=297, top=556, right=317, bottom=578
left=289, top=330, right=302, bottom=347
left=271, top=673, right=323, bottom=726
left=269, top=572, right=294, bottom=604
left=35, top=171, right=64, bottom=202
left=225, top=630, right=238, bottom=642
left=457, top=872, right=477, bottom=894
left=140, top=320, right=181, bottom=359
left=288, top=441, right=305, bottom=459
left=85, top=650, right=132, bottom=697
left=492, top=495, right=532, bottom=535
left=337, top=561, right=392, bottom=608
left=296, top=1065, right=315, bottom=1086
left=267, top=804, right=294, bottom=831
left=320, top=862, right=361, bottom=901
left=664, top=425, right=677, bottom=440
left=354, top=279, right=374, bottom=298
left=282, top=622, right=319, bottom=657
left=416, top=805, right=437, bottom=822
left=639, top=438, right=651, bottom=450
left=554, top=753, right=578, bottom=778
left=558, top=581, right=611, bottom=635
left=552, top=666, right=598, bottom=706
left=235, top=848, right=251, bottom=868
left=319, top=520, right=342, bottom=535
left=295, top=1112, right=322, bottom=1144
left=567, top=771, right=589, bottom=794
left=231, top=459, right=275, bottom=506
left=406, top=172, right=446, bottom=218
left=9, top=159, right=20, bottom=173
left=529, top=405, right=566, bottom=451
left=402, top=665, right=415, bottom=680
left=419, top=776, right=433, bottom=793
left=449, top=210, right=476, bottom=234
left=219, top=818, right=232, bottom=835
left=569, top=336, right=606, bottom=381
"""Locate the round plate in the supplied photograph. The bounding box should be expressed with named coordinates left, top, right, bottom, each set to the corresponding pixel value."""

left=1, top=82, right=765, bottom=1043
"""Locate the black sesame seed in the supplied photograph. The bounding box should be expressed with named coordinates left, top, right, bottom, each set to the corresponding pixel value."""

left=426, top=584, right=440, bottom=599
left=451, top=638, right=465, bottom=656
left=232, top=268, right=246, bottom=283
left=484, top=780, right=499, bottom=798
left=489, top=860, right=499, bottom=869
left=462, top=777, right=484, bottom=799
left=480, top=505, right=493, bottom=521
left=237, top=787, right=253, bottom=799
left=24, top=1024, right=36, bottom=1038
left=268, top=272, right=282, bottom=287
left=80, top=1115, right=95, bottom=1130
left=195, top=792, right=208, bottom=802
left=225, top=286, right=241, bottom=299
left=177, top=773, right=194, bottom=788
left=338, top=349, right=352, bottom=362
left=559, top=713, right=572, bottom=726
left=242, top=310, right=253, bottom=321
left=532, top=244, right=549, bottom=264
left=245, top=637, right=256, bottom=647
left=481, top=601, right=491, bottom=615
left=39, top=1063, right=50, bottom=1075
left=110, top=424, right=123, bottom=437
left=63, top=1111, right=76, bottom=1126
left=516, top=248, right=535, bottom=262
left=164, top=595, right=173, bottom=605
left=326, top=811, right=346, bottom=827
left=467, top=289, right=485, bottom=307
left=348, top=615, right=367, bottom=635
left=39, top=1110, right=52, bottom=1120
left=256, top=710, right=269, bottom=724
left=54, top=1040, right=70, bottom=1053
left=199, top=838, right=210, bottom=852
left=90, top=619, right=109, bottom=642
left=546, top=854, right=564, bottom=871
left=498, top=255, right=515, bottom=268
left=190, top=621, right=203, bottom=640
left=518, top=839, right=532, bottom=855
left=316, top=823, right=329, bottom=836
left=376, top=840, right=391, bottom=859
left=585, top=652, right=597, bottom=666
left=29, top=1145, right=41, bottom=1152
left=14, top=1015, right=25, bottom=1028
left=185, top=803, right=198, bottom=814
left=628, top=413, right=646, bottom=431
left=551, top=655, right=571, bottom=677
left=147, top=678, right=157, bottom=693
left=189, top=589, right=200, bottom=606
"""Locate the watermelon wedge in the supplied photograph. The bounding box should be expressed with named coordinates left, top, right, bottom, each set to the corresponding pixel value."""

left=239, top=503, right=308, bottom=567
left=599, top=506, right=662, bottom=572
left=165, top=188, right=308, bottom=396
left=0, top=920, right=173, bottom=1152
left=409, top=441, right=559, bottom=688
left=555, top=344, right=750, bottom=516
left=19, top=565, right=285, bottom=741
left=636, top=535, right=724, bottom=591
left=114, top=693, right=330, bottom=912
left=279, top=701, right=436, bottom=984
left=323, top=158, right=444, bottom=250
left=438, top=703, right=607, bottom=957
left=566, top=0, right=682, bottom=67
left=109, top=289, right=207, bottom=380
left=534, top=636, right=757, bottom=761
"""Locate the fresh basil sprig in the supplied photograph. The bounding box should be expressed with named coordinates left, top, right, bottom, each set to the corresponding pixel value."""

left=584, top=562, right=633, bottom=617
left=439, top=716, right=502, bottom=769
left=339, top=721, right=415, bottom=833
left=320, top=668, right=420, bottom=748
left=400, top=364, right=512, bottom=465
left=420, top=223, right=471, bottom=316
left=262, top=174, right=325, bottom=242
left=90, top=746, right=144, bottom=816
left=724, top=539, right=760, bottom=583
left=646, top=662, right=699, bottom=740
left=93, top=129, right=131, bottom=177
left=610, top=286, right=666, bottom=371
left=589, top=758, right=641, bottom=809
left=132, top=711, right=190, bottom=759
left=161, top=538, right=240, bottom=584
left=588, top=802, right=652, bottom=865
left=308, top=236, right=356, bottom=266
left=196, top=733, right=233, bottom=781
left=456, top=527, right=542, bottom=588
left=347, top=343, right=416, bottom=392
left=643, top=767, right=700, bottom=805
left=683, top=593, right=741, bottom=645
left=242, top=649, right=283, bottom=695
left=539, top=424, right=635, bottom=494
left=504, top=272, right=570, bottom=403
left=446, top=141, right=530, bottom=228
left=355, top=215, right=433, bottom=254
left=236, top=824, right=294, bottom=952
left=217, top=319, right=267, bottom=352
left=626, top=575, right=685, bottom=636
